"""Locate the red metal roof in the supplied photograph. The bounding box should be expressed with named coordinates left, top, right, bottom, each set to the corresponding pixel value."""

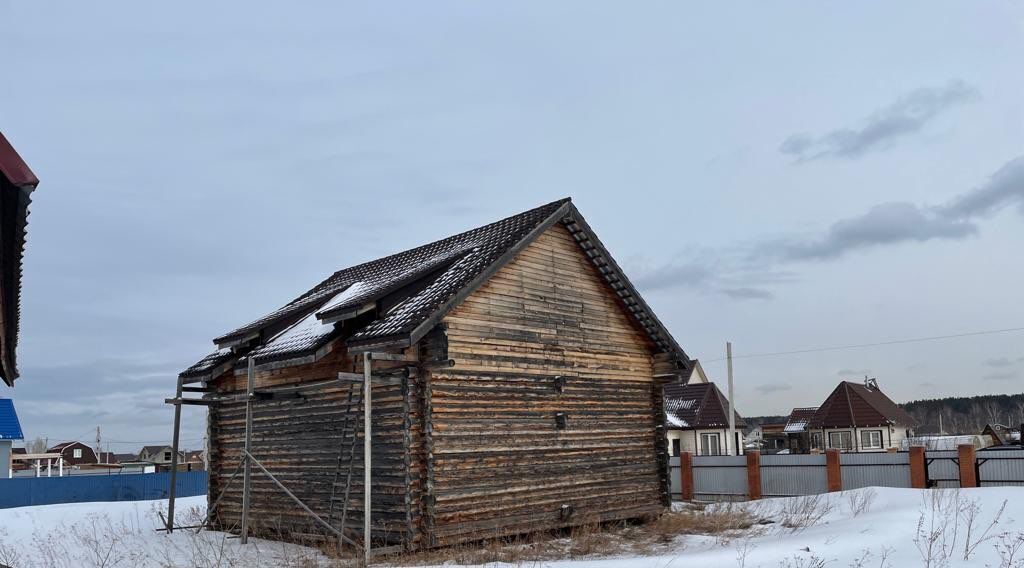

left=0, top=131, right=39, bottom=188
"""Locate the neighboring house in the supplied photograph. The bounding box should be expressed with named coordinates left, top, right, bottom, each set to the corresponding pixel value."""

left=137, top=445, right=182, bottom=465
left=782, top=407, right=819, bottom=454
left=46, top=441, right=97, bottom=467
left=0, top=131, right=40, bottom=386
left=753, top=422, right=789, bottom=453
left=685, top=359, right=710, bottom=384
left=96, top=451, right=120, bottom=464
left=664, top=382, right=745, bottom=456
left=982, top=424, right=1022, bottom=447
left=114, top=453, right=137, bottom=464
left=183, top=449, right=205, bottom=470
left=0, top=398, right=24, bottom=477
left=805, top=379, right=917, bottom=452
left=179, top=198, right=691, bottom=548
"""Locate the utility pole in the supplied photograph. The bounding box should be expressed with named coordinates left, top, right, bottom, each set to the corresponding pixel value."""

left=727, top=342, right=736, bottom=456
left=95, top=426, right=102, bottom=458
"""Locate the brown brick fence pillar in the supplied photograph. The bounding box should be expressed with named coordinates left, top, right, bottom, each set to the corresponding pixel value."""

left=746, top=451, right=761, bottom=500
left=909, top=446, right=928, bottom=488
left=679, top=452, right=694, bottom=501
left=825, top=449, right=842, bottom=492
left=958, top=444, right=978, bottom=488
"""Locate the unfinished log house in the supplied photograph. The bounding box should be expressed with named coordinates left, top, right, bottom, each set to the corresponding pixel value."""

left=179, top=198, right=691, bottom=549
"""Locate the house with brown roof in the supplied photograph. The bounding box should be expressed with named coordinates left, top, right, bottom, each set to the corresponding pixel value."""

left=663, top=382, right=745, bottom=456
left=806, top=378, right=917, bottom=452
left=46, top=441, right=97, bottom=467
left=179, top=198, right=691, bottom=548
left=0, top=131, right=40, bottom=386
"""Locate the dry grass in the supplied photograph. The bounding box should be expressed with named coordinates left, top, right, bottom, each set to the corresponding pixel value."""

left=377, top=504, right=766, bottom=567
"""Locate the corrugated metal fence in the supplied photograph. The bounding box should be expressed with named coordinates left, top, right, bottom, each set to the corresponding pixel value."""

left=978, top=449, right=1024, bottom=487
left=692, top=455, right=747, bottom=501
left=670, top=448, right=1024, bottom=501
left=0, top=471, right=207, bottom=509
left=761, top=454, right=827, bottom=497
left=840, top=452, right=911, bottom=490
left=925, top=450, right=961, bottom=488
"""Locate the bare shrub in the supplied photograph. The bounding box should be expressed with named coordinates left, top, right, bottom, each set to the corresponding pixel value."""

left=846, top=488, right=876, bottom=518
left=777, top=494, right=835, bottom=532
left=962, top=498, right=1007, bottom=560
left=777, top=553, right=829, bottom=568
left=995, top=531, right=1024, bottom=568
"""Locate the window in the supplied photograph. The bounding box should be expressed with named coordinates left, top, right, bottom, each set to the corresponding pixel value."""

left=163, top=451, right=172, bottom=461
left=671, top=439, right=681, bottom=457
left=861, top=430, right=883, bottom=450
left=811, top=432, right=824, bottom=450
left=73, top=448, right=82, bottom=458
left=700, top=433, right=721, bottom=456
left=829, top=431, right=854, bottom=451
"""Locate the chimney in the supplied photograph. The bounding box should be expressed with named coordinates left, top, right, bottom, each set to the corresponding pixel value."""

left=864, top=376, right=878, bottom=390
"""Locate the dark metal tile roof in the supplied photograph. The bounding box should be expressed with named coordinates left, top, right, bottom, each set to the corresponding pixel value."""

left=783, top=407, right=819, bottom=433
left=179, top=349, right=234, bottom=379
left=184, top=198, right=690, bottom=376
left=0, top=399, right=23, bottom=439
left=663, top=382, right=745, bottom=430
left=808, top=381, right=918, bottom=428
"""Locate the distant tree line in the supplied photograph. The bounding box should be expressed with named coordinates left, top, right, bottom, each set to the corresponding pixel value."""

left=902, top=392, right=1024, bottom=435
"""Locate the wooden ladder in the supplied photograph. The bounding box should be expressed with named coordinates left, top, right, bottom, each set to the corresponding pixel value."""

left=327, top=380, right=363, bottom=536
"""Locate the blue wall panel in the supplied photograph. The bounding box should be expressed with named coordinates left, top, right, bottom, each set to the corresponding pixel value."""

left=0, top=471, right=207, bottom=508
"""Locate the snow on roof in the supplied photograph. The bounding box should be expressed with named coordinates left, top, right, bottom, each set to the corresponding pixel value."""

left=783, top=420, right=809, bottom=433
left=665, top=413, right=689, bottom=428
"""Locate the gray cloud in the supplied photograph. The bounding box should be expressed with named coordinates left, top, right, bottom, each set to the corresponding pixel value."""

left=774, top=202, right=977, bottom=261
left=985, top=357, right=1016, bottom=368
left=983, top=371, right=1018, bottom=381
left=780, top=80, right=978, bottom=161
left=756, top=383, right=793, bottom=394
left=939, top=156, right=1024, bottom=219
left=721, top=287, right=774, bottom=300
left=769, top=154, right=1024, bottom=262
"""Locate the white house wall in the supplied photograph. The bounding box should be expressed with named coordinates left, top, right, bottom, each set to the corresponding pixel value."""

left=811, top=424, right=913, bottom=452
left=667, top=428, right=745, bottom=456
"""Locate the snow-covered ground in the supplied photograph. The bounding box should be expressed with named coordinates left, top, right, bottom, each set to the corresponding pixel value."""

left=0, top=487, right=1022, bottom=567
left=0, top=496, right=332, bottom=567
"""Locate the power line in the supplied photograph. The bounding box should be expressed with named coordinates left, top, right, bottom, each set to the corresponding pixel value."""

left=704, top=326, right=1024, bottom=362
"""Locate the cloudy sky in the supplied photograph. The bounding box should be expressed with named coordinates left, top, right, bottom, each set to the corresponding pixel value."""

left=2, top=2, right=1022, bottom=451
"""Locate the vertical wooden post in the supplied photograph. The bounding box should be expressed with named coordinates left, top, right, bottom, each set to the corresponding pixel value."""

left=679, top=451, right=694, bottom=501
left=166, top=375, right=184, bottom=532
left=957, top=444, right=977, bottom=488
left=825, top=449, right=842, bottom=492
left=240, top=357, right=255, bottom=544
left=909, top=446, right=927, bottom=488
left=363, top=353, right=372, bottom=566
left=746, top=450, right=761, bottom=500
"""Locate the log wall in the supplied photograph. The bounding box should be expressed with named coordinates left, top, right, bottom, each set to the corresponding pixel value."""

left=429, top=223, right=666, bottom=545
left=207, top=347, right=421, bottom=545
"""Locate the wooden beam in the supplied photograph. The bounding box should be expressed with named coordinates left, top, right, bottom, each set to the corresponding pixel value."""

left=365, top=352, right=418, bottom=362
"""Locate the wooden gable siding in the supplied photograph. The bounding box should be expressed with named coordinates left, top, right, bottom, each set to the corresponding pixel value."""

left=207, top=346, right=423, bottom=545
left=427, top=223, right=664, bottom=544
